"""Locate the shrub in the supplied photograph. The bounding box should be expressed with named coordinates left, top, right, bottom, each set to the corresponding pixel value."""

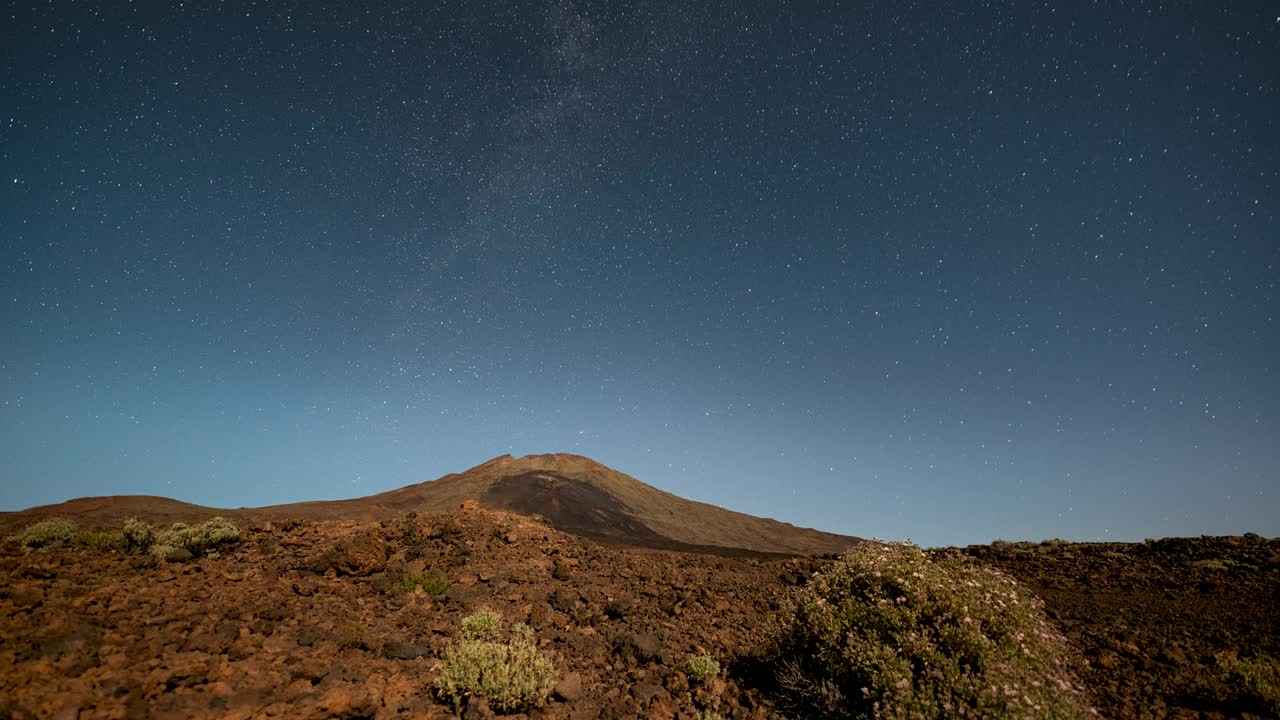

left=341, top=622, right=370, bottom=650
left=10, top=518, right=79, bottom=551
left=155, top=517, right=240, bottom=556
left=150, top=543, right=185, bottom=560
left=685, top=655, right=721, bottom=682
left=460, top=608, right=503, bottom=640
left=1217, top=652, right=1280, bottom=715
left=122, top=517, right=157, bottom=553
left=435, top=613, right=558, bottom=712
left=73, top=529, right=125, bottom=550
left=397, top=571, right=450, bottom=596
left=771, top=542, right=1095, bottom=720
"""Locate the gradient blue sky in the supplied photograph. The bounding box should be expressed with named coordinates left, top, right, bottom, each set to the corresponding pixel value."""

left=2, top=1, right=1276, bottom=547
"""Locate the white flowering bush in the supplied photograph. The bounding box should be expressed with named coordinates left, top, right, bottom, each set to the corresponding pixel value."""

left=149, top=517, right=240, bottom=558
left=9, top=517, right=78, bottom=551
left=773, top=542, right=1095, bottom=719
left=435, top=611, right=558, bottom=711
left=685, top=654, right=722, bottom=682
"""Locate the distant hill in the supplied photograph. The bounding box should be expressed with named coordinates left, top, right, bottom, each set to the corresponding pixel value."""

left=0, top=453, right=861, bottom=556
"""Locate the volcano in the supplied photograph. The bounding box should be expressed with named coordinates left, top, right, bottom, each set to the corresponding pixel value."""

left=0, top=453, right=860, bottom=556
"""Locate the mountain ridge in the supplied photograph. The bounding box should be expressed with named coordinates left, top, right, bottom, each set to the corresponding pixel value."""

left=0, top=453, right=860, bottom=556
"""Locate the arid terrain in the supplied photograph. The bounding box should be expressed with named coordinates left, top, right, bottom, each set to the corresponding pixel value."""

left=1, top=454, right=1277, bottom=719
left=1, top=454, right=861, bottom=558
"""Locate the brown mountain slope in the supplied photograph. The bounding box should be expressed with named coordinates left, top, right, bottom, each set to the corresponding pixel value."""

left=1, top=453, right=860, bottom=556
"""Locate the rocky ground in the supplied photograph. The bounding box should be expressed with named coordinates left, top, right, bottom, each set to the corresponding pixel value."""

left=1, top=505, right=1277, bottom=719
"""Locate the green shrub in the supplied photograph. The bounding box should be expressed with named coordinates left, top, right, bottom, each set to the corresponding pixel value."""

left=435, top=613, right=558, bottom=712
left=122, top=517, right=157, bottom=553
left=10, top=518, right=79, bottom=551
left=460, top=608, right=503, bottom=640
left=73, top=529, right=125, bottom=550
left=397, top=571, right=450, bottom=596
left=341, top=622, right=370, bottom=650
left=1217, top=652, right=1280, bottom=715
left=685, top=655, right=721, bottom=682
left=155, top=517, right=240, bottom=556
left=771, top=543, right=1094, bottom=720
left=149, top=543, right=179, bottom=560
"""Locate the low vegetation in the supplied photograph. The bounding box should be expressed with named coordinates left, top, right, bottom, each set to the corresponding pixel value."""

left=396, top=570, right=450, bottom=595
left=1216, top=652, right=1280, bottom=715
left=435, top=610, right=558, bottom=712
left=340, top=622, right=370, bottom=650
left=685, top=654, right=721, bottom=683
left=9, top=517, right=80, bottom=551
left=771, top=542, right=1095, bottom=720
left=149, top=517, right=241, bottom=558
left=459, top=608, right=503, bottom=639
left=7, top=516, right=239, bottom=559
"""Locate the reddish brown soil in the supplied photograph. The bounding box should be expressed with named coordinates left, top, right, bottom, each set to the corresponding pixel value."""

left=963, top=537, right=1280, bottom=720
left=1, top=506, right=1277, bottom=720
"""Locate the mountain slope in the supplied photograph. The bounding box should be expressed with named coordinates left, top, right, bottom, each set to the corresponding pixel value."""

left=1, top=453, right=860, bottom=556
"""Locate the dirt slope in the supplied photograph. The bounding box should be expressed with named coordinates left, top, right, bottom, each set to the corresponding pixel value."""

left=0, top=453, right=860, bottom=556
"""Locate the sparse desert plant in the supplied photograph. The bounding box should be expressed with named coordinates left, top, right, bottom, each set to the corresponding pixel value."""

left=435, top=613, right=558, bottom=712
left=73, top=528, right=125, bottom=550
left=155, top=517, right=240, bottom=557
left=698, top=712, right=724, bottom=720
left=10, top=517, right=79, bottom=551
left=1217, top=652, right=1280, bottom=715
left=340, top=622, right=369, bottom=650
left=1193, top=558, right=1230, bottom=571
left=8, top=518, right=126, bottom=552
left=122, top=517, right=157, bottom=553
left=397, top=570, right=450, bottom=596
left=685, top=654, right=721, bottom=682
left=149, top=543, right=179, bottom=560
left=771, top=542, right=1095, bottom=720
left=460, top=608, right=503, bottom=640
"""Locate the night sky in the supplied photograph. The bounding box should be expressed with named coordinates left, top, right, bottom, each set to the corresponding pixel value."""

left=3, top=2, right=1277, bottom=547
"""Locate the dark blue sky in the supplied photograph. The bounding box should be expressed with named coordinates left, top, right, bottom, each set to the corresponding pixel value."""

left=2, top=1, right=1276, bottom=546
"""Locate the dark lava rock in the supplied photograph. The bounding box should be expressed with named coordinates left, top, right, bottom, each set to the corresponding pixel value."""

left=163, top=547, right=193, bottom=563
left=549, top=588, right=578, bottom=613
left=631, top=682, right=667, bottom=705
left=613, top=632, right=660, bottom=662
left=554, top=671, right=583, bottom=701
left=380, top=640, right=431, bottom=660
left=604, top=595, right=633, bottom=620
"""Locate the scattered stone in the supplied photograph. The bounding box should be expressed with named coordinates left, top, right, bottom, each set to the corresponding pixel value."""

left=604, top=595, right=632, bottom=620
left=554, top=671, right=584, bottom=702
left=631, top=682, right=667, bottom=705
left=380, top=640, right=431, bottom=660
left=613, top=632, right=660, bottom=662
left=549, top=588, right=578, bottom=613
left=163, top=547, right=193, bottom=563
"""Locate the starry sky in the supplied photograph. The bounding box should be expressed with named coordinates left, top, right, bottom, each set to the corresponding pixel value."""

left=2, top=1, right=1277, bottom=547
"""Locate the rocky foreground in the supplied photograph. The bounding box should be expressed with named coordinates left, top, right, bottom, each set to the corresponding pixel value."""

left=1, top=505, right=1277, bottom=719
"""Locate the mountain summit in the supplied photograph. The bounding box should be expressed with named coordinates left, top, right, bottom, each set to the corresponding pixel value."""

left=2, top=453, right=860, bottom=556
left=365, top=453, right=861, bottom=555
